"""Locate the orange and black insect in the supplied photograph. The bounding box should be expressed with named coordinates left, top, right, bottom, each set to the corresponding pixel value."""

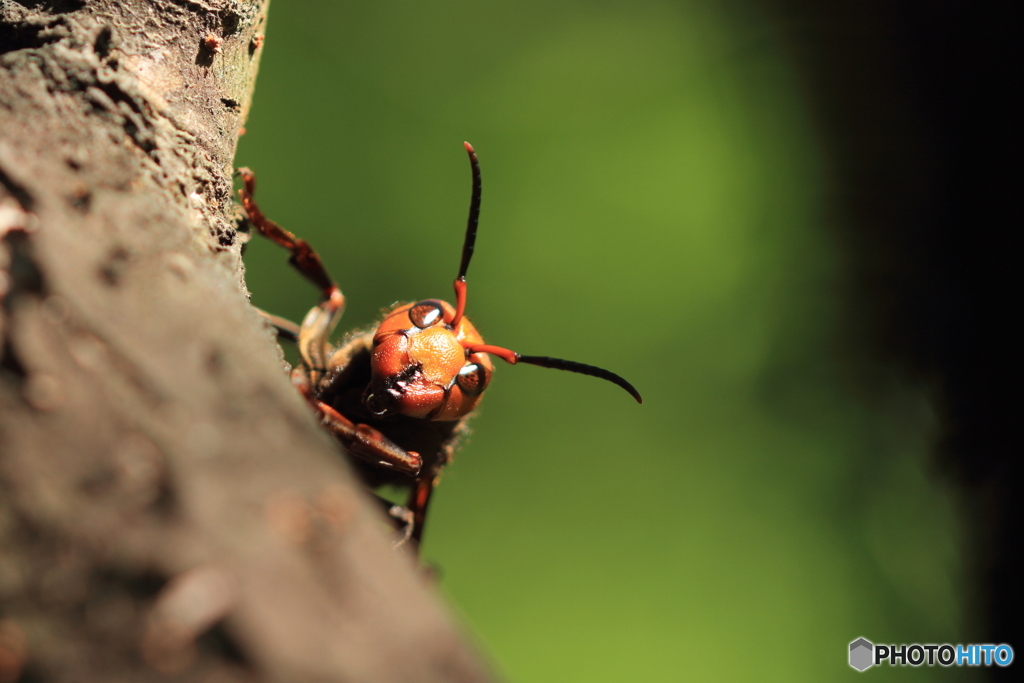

left=238, top=143, right=640, bottom=549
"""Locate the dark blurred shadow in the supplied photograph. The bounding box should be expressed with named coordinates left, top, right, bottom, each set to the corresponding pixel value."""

left=755, top=0, right=1018, bottom=674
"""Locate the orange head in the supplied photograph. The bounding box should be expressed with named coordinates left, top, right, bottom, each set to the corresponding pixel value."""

left=362, top=143, right=641, bottom=422
left=365, top=299, right=494, bottom=421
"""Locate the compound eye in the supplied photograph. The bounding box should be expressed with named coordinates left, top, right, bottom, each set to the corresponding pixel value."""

left=408, top=300, right=445, bottom=329
left=456, top=362, right=490, bottom=397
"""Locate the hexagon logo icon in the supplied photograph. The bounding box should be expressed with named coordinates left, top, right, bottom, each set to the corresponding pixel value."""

left=850, top=638, right=874, bottom=671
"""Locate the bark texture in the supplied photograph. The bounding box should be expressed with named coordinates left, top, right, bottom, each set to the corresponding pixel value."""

left=0, top=1, right=492, bottom=681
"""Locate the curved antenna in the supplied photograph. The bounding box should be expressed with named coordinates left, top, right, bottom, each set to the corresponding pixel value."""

left=518, top=356, right=642, bottom=403
left=450, top=142, right=481, bottom=328
left=464, top=344, right=643, bottom=404
left=457, top=142, right=482, bottom=279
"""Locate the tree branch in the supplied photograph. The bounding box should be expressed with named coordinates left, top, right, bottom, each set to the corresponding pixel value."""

left=0, top=1, right=492, bottom=680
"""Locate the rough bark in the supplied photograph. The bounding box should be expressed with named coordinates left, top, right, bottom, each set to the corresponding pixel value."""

left=0, top=1, right=492, bottom=681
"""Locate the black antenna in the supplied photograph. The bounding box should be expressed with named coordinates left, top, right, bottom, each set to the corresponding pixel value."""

left=451, top=146, right=642, bottom=405
left=519, top=356, right=643, bottom=403
left=457, top=141, right=482, bottom=281
left=466, top=343, right=642, bottom=404
left=450, top=142, right=481, bottom=328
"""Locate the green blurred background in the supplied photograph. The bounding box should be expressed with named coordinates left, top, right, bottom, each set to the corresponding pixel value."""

left=236, top=1, right=964, bottom=680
